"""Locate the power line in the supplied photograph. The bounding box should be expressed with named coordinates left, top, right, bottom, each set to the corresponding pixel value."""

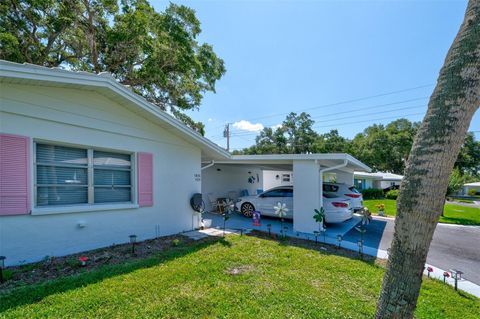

left=207, top=83, right=433, bottom=131
left=209, top=96, right=429, bottom=139
left=230, top=109, right=426, bottom=136
left=229, top=112, right=425, bottom=137
left=307, top=97, right=428, bottom=121
left=231, top=84, right=433, bottom=123
left=313, top=105, right=425, bottom=125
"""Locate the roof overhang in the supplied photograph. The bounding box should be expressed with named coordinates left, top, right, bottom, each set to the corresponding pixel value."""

left=212, top=154, right=371, bottom=172
left=0, top=60, right=231, bottom=161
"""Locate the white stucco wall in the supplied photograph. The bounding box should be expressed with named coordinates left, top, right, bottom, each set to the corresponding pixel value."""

left=0, top=83, right=202, bottom=265
left=202, top=165, right=263, bottom=211
left=262, top=170, right=293, bottom=190
left=334, top=170, right=354, bottom=185
left=293, top=161, right=321, bottom=233
left=264, top=170, right=354, bottom=189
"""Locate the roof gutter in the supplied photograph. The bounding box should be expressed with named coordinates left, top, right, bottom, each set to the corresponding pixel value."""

left=201, top=160, right=215, bottom=170
left=317, top=158, right=349, bottom=210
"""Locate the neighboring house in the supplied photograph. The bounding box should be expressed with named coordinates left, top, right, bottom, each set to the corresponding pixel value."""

left=353, top=171, right=404, bottom=190
left=461, top=182, right=480, bottom=195
left=0, top=60, right=371, bottom=265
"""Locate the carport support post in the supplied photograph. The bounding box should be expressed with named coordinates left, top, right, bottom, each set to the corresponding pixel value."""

left=293, top=161, right=321, bottom=234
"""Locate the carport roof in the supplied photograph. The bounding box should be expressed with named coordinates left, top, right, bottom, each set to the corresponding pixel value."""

left=211, top=153, right=371, bottom=172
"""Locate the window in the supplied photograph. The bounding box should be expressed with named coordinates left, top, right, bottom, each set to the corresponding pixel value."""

left=323, top=184, right=339, bottom=193
left=35, top=143, right=132, bottom=207
left=261, top=188, right=292, bottom=198
left=94, top=151, right=132, bottom=203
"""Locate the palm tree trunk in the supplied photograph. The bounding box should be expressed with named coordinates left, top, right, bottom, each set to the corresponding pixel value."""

left=376, top=1, right=480, bottom=318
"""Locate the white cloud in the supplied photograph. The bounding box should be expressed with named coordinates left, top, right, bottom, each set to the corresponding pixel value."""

left=208, top=118, right=214, bottom=122
left=271, top=124, right=282, bottom=130
left=232, top=120, right=264, bottom=132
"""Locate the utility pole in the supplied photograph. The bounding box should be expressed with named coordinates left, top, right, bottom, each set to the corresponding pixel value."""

left=223, top=123, right=230, bottom=151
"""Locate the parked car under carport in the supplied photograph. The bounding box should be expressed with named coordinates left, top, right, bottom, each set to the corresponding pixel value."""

left=236, top=186, right=354, bottom=223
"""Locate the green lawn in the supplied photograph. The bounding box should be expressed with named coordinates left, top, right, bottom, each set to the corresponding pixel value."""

left=0, top=234, right=478, bottom=318
left=364, top=199, right=480, bottom=225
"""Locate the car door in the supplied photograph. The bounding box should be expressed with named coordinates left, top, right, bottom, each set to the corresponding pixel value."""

left=257, top=189, right=285, bottom=216
left=282, top=188, right=294, bottom=218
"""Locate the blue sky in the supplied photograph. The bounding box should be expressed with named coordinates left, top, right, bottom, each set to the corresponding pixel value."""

left=151, top=0, right=479, bottom=150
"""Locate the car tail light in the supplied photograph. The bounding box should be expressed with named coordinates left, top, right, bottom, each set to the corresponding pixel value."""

left=345, top=193, right=361, bottom=198
left=332, top=202, right=349, bottom=208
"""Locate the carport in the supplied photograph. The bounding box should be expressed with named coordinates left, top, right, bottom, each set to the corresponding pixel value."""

left=201, top=154, right=370, bottom=234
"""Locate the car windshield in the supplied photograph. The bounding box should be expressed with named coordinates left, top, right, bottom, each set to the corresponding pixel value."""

left=323, top=184, right=339, bottom=192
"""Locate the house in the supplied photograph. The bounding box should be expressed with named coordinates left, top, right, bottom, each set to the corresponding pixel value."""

left=0, top=60, right=370, bottom=266
left=461, top=182, right=480, bottom=196
left=353, top=171, right=403, bottom=190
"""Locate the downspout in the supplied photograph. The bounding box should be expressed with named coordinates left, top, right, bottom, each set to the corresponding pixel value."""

left=201, top=160, right=215, bottom=170
left=317, top=158, right=349, bottom=209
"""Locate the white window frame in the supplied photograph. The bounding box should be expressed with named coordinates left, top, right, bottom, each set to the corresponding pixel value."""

left=32, top=140, right=138, bottom=215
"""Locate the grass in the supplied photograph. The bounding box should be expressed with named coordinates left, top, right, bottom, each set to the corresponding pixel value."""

left=0, top=234, right=478, bottom=319
left=364, top=199, right=480, bottom=225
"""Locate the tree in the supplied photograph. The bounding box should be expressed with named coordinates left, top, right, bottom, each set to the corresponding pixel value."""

left=314, top=129, right=351, bottom=153
left=376, top=1, right=479, bottom=318
left=236, top=112, right=318, bottom=155
left=350, top=119, right=420, bottom=174
left=282, top=112, right=318, bottom=153
left=0, top=0, right=225, bottom=134
left=455, top=132, right=480, bottom=175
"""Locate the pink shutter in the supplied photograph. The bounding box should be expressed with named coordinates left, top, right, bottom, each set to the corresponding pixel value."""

left=137, top=152, right=153, bottom=207
left=0, top=134, right=30, bottom=215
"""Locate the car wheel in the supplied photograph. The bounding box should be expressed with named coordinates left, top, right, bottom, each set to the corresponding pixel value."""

left=241, top=202, right=255, bottom=217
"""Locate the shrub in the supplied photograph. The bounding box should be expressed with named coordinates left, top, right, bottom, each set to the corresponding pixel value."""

left=467, top=188, right=478, bottom=196
left=385, top=189, right=400, bottom=200
left=361, top=188, right=384, bottom=199
left=2, top=269, right=14, bottom=281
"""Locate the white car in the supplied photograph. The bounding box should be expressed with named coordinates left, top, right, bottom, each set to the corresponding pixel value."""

left=236, top=186, right=353, bottom=223
left=323, top=182, right=364, bottom=211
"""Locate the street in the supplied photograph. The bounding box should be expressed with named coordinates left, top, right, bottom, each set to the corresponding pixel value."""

left=343, top=217, right=480, bottom=285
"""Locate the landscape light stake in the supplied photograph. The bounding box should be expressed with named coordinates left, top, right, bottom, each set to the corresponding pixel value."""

left=129, top=235, right=137, bottom=255
left=313, top=231, right=320, bottom=244
left=336, top=235, right=343, bottom=249
left=450, top=269, right=463, bottom=291
left=443, top=271, right=450, bottom=284
left=357, top=239, right=364, bottom=258
left=267, top=224, right=272, bottom=236
left=426, top=266, right=433, bottom=278
left=283, top=226, right=288, bottom=239
left=0, top=256, right=5, bottom=283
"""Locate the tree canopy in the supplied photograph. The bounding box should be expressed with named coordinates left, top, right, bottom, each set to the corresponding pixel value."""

left=234, top=115, right=479, bottom=177
left=0, top=0, right=226, bottom=134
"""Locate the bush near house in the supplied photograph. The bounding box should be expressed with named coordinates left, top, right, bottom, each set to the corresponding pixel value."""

left=0, top=234, right=478, bottom=319
left=385, top=189, right=400, bottom=200
left=361, top=188, right=384, bottom=199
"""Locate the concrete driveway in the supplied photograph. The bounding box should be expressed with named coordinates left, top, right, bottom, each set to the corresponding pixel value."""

left=343, top=216, right=480, bottom=285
